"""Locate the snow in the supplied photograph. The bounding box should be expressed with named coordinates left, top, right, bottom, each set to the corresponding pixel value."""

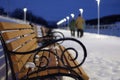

left=54, top=29, right=120, bottom=80
left=0, top=16, right=29, bottom=24
left=0, top=16, right=120, bottom=80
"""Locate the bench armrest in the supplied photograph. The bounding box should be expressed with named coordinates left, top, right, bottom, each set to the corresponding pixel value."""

left=8, top=37, right=87, bottom=66
left=37, top=31, right=65, bottom=44
left=7, top=37, right=88, bottom=80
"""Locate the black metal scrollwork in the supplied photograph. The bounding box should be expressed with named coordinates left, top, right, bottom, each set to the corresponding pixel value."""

left=52, top=31, right=65, bottom=39
left=61, top=47, right=78, bottom=68
left=8, top=37, right=87, bottom=68
left=35, top=55, right=49, bottom=68
left=2, top=36, right=87, bottom=80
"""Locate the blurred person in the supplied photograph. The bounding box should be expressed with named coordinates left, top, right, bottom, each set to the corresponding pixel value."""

left=75, top=14, right=85, bottom=38
left=69, top=18, right=76, bottom=36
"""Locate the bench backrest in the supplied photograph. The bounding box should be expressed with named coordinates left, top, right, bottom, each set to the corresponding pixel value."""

left=0, top=22, right=38, bottom=74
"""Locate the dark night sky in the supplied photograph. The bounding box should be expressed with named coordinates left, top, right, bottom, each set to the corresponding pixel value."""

left=0, top=0, right=120, bottom=21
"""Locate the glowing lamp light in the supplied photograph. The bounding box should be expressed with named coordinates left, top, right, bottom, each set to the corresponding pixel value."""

left=71, top=13, right=75, bottom=18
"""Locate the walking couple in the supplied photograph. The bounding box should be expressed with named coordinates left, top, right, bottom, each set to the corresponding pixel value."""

left=69, top=14, right=85, bottom=38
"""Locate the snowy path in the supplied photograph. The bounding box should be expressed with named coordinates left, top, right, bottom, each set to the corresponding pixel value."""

left=56, top=29, right=120, bottom=80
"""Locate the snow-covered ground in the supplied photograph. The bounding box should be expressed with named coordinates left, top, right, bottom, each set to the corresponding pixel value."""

left=55, top=29, right=120, bottom=80
left=0, top=16, right=29, bottom=24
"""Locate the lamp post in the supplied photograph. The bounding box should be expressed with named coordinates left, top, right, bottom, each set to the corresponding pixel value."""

left=63, top=18, right=67, bottom=27
left=79, top=8, right=83, bottom=17
left=23, top=8, right=27, bottom=22
left=66, top=16, right=70, bottom=28
left=96, top=0, right=100, bottom=34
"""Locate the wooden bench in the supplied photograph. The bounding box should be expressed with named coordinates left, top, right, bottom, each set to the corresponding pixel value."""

left=0, top=22, right=89, bottom=80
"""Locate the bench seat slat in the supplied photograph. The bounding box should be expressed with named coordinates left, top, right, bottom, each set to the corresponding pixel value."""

left=68, top=52, right=89, bottom=80
left=7, top=34, right=36, bottom=50
left=60, top=45, right=82, bottom=73
left=11, top=44, right=37, bottom=73
left=16, top=38, right=38, bottom=52
left=0, top=22, right=31, bottom=30
left=59, top=45, right=89, bottom=80
left=2, top=29, right=34, bottom=40
left=11, top=39, right=38, bottom=72
left=47, top=49, right=59, bottom=74
left=55, top=44, right=70, bottom=74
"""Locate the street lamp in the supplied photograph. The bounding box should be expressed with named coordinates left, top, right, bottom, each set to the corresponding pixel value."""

left=23, top=8, right=27, bottom=22
left=63, top=18, right=67, bottom=22
left=70, top=13, right=75, bottom=19
left=66, top=16, right=70, bottom=27
left=63, top=18, right=67, bottom=27
left=96, top=0, right=100, bottom=34
left=57, top=19, right=64, bottom=26
left=79, top=8, right=83, bottom=17
left=66, top=16, right=69, bottom=21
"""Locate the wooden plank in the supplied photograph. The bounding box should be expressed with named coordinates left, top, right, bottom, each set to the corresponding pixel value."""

left=68, top=53, right=89, bottom=80
left=58, top=45, right=82, bottom=74
left=12, top=44, right=37, bottom=73
left=29, top=52, right=49, bottom=78
left=16, top=38, right=37, bottom=52
left=12, top=39, right=38, bottom=71
left=79, top=67, right=89, bottom=80
left=17, top=47, right=42, bottom=79
left=37, top=51, right=48, bottom=77
left=57, top=44, right=71, bottom=66
left=0, top=22, right=31, bottom=30
left=7, top=34, right=36, bottom=50
left=55, top=44, right=69, bottom=74
left=47, top=47, right=58, bottom=74
left=2, top=29, right=34, bottom=40
left=10, top=54, right=20, bottom=73
left=14, top=39, right=38, bottom=60
left=27, top=51, right=44, bottom=78
left=32, top=25, right=38, bottom=37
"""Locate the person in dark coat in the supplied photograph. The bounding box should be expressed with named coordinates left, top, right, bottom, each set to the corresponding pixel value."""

left=69, top=18, right=76, bottom=36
